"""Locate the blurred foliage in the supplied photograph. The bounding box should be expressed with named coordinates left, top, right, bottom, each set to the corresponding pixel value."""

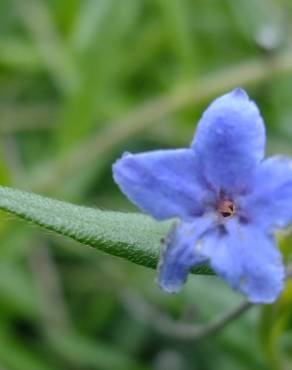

left=0, top=0, right=292, bottom=369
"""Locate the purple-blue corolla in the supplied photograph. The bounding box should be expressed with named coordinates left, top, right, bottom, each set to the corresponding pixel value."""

left=112, top=88, right=292, bottom=304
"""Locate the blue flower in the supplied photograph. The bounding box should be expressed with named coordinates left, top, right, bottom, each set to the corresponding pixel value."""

left=112, top=88, right=292, bottom=304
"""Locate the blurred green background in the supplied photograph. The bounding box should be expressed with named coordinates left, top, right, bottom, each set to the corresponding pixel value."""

left=1, top=0, right=292, bottom=369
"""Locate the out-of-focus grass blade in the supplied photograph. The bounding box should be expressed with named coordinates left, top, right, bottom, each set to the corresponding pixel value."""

left=156, top=0, right=195, bottom=77
left=0, top=325, right=63, bottom=370
left=14, top=0, right=78, bottom=96
left=0, top=38, right=42, bottom=71
left=55, top=0, right=142, bottom=150
left=47, top=331, right=146, bottom=370
left=71, top=0, right=115, bottom=52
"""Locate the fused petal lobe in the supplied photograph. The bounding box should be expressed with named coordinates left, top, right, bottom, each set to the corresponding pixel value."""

left=157, top=217, right=214, bottom=293
left=201, top=219, right=284, bottom=303
left=113, top=149, right=206, bottom=221
left=192, top=88, right=265, bottom=194
left=243, top=156, right=292, bottom=230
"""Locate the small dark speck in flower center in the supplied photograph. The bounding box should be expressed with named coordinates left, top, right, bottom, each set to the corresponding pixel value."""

left=217, top=199, right=236, bottom=218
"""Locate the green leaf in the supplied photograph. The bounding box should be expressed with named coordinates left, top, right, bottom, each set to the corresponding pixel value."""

left=0, top=186, right=211, bottom=274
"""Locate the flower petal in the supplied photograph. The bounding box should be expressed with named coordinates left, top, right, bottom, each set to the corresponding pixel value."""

left=157, top=217, right=214, bottom=293
left=113, top=149, right=207, bottom=221
left=242, top=156, right=292, bottom=230
left=201, top=219, right=284, bottom=303
left=192, top=88, right=265, bottom=194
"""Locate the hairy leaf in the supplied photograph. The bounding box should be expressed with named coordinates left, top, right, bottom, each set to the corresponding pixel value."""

left=0, top=186, right=210, bottom=274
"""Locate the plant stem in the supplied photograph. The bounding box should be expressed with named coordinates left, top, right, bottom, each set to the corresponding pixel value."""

left=123, top=264, right=292, bottom=341
left=123, top=291, right=252, bottom=341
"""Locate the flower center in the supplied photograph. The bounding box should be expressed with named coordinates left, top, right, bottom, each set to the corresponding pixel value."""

left=217, top=199, right=236, bottom=218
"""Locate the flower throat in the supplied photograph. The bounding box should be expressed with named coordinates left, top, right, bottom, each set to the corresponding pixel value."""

left=217, top=199, right=236, bottom=218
